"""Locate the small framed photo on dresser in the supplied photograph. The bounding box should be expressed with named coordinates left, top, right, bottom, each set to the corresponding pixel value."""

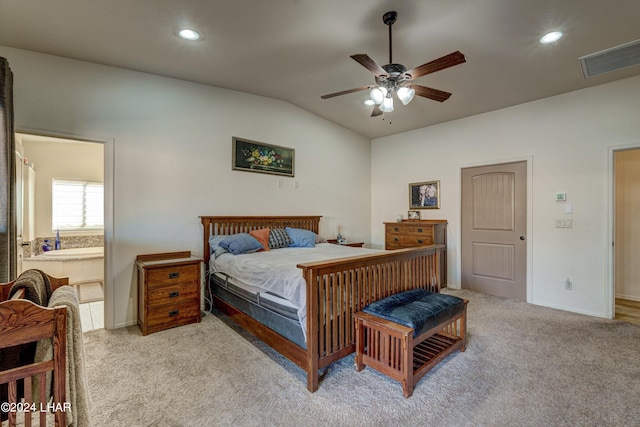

left=407, top=210, right=420, bottom=220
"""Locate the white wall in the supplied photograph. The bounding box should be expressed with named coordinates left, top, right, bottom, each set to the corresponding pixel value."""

left=372, top=74, right=640, bottom=319
left=1, top=46, right=371, bottom=328
left=21, top=137, right=104, bottom=238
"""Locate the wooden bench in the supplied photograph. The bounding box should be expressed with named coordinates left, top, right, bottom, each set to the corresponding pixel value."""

left=354, top=289, right=468, bottom=398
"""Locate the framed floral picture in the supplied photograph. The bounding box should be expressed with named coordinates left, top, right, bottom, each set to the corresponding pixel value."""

left=232, top=137, right=295, bottom=177
left=407, top=210, right=420, bottom=220
left=409, top=180, right=440, bottom=209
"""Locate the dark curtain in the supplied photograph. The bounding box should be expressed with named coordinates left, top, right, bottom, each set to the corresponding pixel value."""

left=0, top=57, right=16, bottom=282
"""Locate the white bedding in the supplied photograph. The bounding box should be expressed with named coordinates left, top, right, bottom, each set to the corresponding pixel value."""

left=210, top=243, right=383, bottom=340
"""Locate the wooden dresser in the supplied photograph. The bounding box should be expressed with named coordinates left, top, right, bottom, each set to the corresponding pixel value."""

left=136, top=251, right=202, bottom=335
left=384, top=220, right=447, bottom=284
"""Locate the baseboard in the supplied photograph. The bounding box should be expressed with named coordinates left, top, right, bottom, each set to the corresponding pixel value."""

left=615, top=294, right=640, bottom=303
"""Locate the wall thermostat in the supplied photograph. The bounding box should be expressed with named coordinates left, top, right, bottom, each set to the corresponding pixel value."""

left=555, top=192, right=567, bottom=201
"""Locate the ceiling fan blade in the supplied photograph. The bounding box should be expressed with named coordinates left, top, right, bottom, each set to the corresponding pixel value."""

left=405, top=51, right=466, bottom=80
left=350, top=54, right=389, bottom=76
left=371, top=105, right=383, bottom=117
left=321, top=85, right=372, bottom=99
left=412, top=84, right=452, bottom=102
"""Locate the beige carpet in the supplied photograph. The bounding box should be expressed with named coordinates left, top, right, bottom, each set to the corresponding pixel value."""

left=82, top=289, right=640, bottom=426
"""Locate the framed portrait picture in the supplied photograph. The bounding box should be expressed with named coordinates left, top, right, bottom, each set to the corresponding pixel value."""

left=232, top=137, right=295, bottom=177
left=409, top=180, right=440, bottom=209
left=407, top=210, right=420, bottom=220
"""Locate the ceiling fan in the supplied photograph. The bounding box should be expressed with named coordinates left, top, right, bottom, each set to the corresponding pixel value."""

left=321, top=11, right=466, bottom=117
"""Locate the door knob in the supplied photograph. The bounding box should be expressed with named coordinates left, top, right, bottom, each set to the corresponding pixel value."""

left=519, top=236, right=525, bottom=241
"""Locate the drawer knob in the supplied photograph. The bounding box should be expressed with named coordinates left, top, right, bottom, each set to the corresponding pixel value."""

left=169, top=272, right=180, bottom=279
left=394, top=238, right=399, bottom=242
left=169, top=291, right=180, bottom=298
left=169, top=310, right=179, bottom=317
left=417, top=240, right=424, bottom=244
left=394, top=227, right=399, bottom=232
left=417, top=228, right=423, bottom=232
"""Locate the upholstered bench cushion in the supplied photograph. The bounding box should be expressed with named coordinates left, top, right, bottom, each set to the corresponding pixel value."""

left=362, top=289, right=465, bottom=337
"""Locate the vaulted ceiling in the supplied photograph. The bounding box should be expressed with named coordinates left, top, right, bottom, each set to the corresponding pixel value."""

left=1, top=0, right=640, bottom=139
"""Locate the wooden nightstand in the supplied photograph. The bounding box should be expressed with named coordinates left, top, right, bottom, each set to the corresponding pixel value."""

left=136, top=251, right=202, bottom=336
left=326, top=239, right=365, bottom=247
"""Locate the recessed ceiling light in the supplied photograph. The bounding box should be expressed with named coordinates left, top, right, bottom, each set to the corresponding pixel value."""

left=540, top=31, right=563, bottom=44
left=178, top=29, right=200, bottom=41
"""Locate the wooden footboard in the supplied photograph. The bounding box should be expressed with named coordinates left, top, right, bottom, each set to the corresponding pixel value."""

left=200, top=216, right=443, bottom=392
left=298, top=245, right=442, bottom=392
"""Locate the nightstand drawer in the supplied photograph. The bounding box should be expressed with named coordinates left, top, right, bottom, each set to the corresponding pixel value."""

left=146, top=264, right=199, bottom=288
left=137, top=252, right=202, bottom=336
left=147, top=282, right=199, bottom=307
left=146, top=301, right=200, bottom=328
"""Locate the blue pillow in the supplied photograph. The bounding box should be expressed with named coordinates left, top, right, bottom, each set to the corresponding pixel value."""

left=285, top=227, right=316, bottom=248
left=209, top=235, right=229, bottom=258
left=219, top=233, right=263, bottom=255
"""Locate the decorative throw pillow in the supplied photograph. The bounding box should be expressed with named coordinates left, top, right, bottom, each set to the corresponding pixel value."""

left=268, top=228, right=292, bottom=249
left=249, top=228, right=270, bottom=251
left=285, top=227, right=316, bottom=248
left=219, top=233, right=263, bottom=255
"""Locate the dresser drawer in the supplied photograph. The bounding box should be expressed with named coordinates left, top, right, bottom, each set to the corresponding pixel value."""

left=386, top=234, right=432, bottom=248
left=404, top=225, right=435, bottom=237
left=146, top=301, right=200, bottom=328
left=146, top=264, right=199, bottom=288
left=147, top=282, right=199, bottom=307
left=384, top=221, right=447, bottom=285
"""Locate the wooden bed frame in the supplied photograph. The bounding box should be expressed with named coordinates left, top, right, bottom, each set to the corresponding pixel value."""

left=0, top=274, right=69, bottom=427
left=201, top=215, right=444, bottom=392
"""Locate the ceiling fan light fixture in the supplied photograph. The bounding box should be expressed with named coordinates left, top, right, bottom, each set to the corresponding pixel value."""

left=320, top=10, right=465, bottom=117
left=397, top=86, right=415, bottom=105
left=370, top=87, right=387, bottom=104
left=380, top=96, right=394, bottom=113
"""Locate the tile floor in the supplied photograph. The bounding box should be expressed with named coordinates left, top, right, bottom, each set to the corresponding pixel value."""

left=79, top=300, right=104, bottom=332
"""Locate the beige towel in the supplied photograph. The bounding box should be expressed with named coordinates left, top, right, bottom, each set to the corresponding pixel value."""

left=35, top=286, right=92, bottom=427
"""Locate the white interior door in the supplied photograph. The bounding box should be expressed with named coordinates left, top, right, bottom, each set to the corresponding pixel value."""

left=461, top=161, right=527, bottom=300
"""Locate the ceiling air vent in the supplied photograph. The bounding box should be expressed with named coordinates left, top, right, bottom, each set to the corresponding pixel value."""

left=579, top=39, right=640, bottom=78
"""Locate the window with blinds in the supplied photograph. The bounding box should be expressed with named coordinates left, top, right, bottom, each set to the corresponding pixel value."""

left=52, top=179, right=104, bottom=230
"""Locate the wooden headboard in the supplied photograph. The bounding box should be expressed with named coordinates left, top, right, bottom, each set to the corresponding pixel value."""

left=200, top=215, right=322, bottom=265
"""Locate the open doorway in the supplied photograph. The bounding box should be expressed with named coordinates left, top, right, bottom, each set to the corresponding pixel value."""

left=16, top=132, right=106, bottom=331
left=614, top=147, right=640, bottom=326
